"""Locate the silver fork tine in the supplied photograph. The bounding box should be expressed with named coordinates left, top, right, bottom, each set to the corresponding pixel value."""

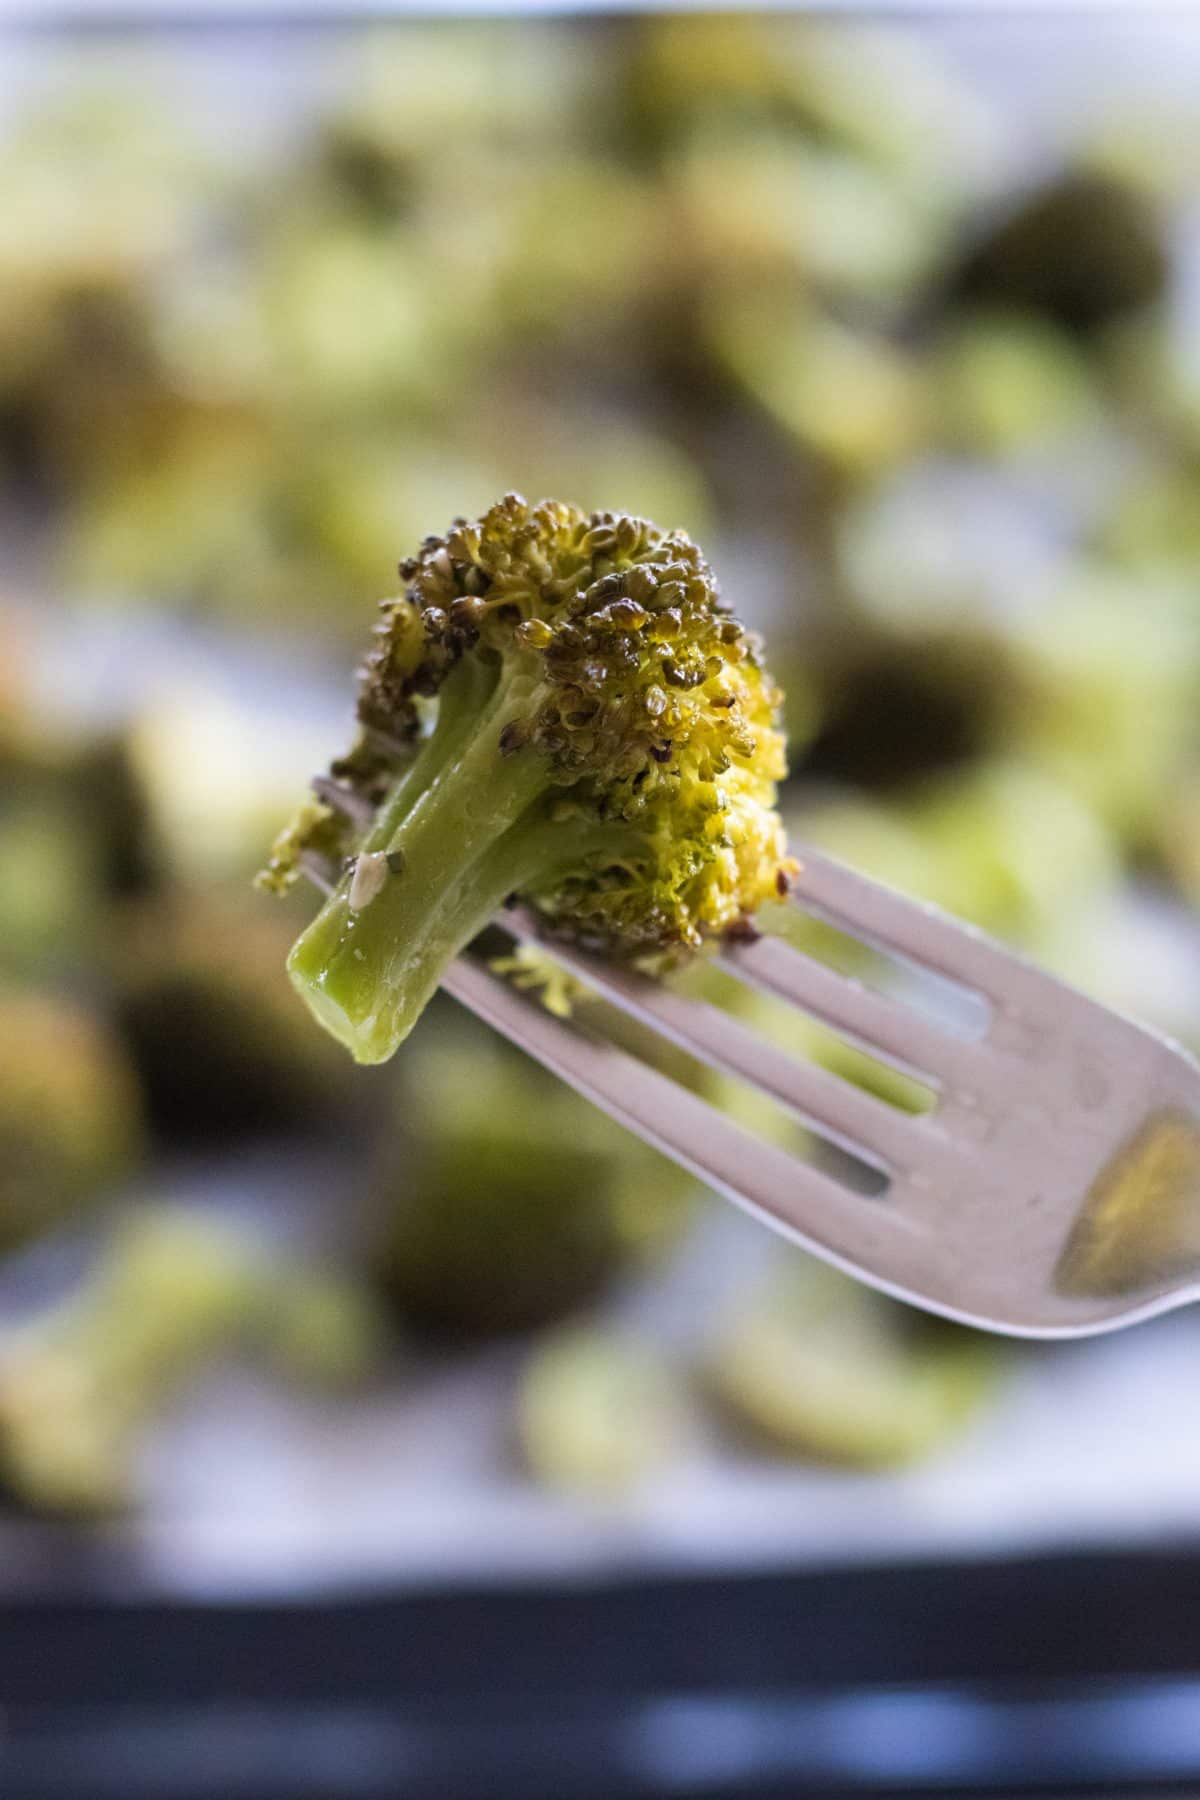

left=794, top=847, right=1024, bottom=1002
left=292, top=854, right=1200, bottom=1335
left=719, top=930, right=982, bottom=1087
left=441, top=954, right=926, bottom=1294
left=502, top=907, right=927, bottom=1176
left=297, top=841, right=970, bottom=1094
left=312, top=776, right=374, bottom=828
left=299, top=851, right=337, bottom=896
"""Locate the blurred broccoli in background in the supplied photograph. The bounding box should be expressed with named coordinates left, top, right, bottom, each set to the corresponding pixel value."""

left=0, top=93, right=233, bottom=498
left=706, top=1260, right=1001, bottom=1468
left=0, top=986, right=144, bottom=1254
left=948, top=169, right=1169, bottom=335
left=1, top=14, right=1200, bottom=1532
left=932, top=310, right=1099, bottom=459
left=0, top=715, right=159, bottom=978
left=517, top=1324, right=692, bottom=1494
left=368, top=1000, right=698, bottom=1337
left=786, top=759, right=1117, bottom=947
left=106, top=891, right=373, bottom=1145
left=0, top=1207, right=386, bottom=1516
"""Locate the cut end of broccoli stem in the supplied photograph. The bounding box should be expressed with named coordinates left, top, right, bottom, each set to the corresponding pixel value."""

left=287, top=945, right=382, bottom=1065
left=288, top=790, right=629, bottom=1062
left=287, top=856, right=515, bottom=1064
left=288, top=806, right=541, bottom=1066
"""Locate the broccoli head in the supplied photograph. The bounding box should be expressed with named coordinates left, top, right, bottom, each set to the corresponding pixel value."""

left=259, top=494, right=794, bottom=1062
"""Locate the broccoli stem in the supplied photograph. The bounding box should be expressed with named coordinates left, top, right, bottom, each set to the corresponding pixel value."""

left=288, top=657, right=605, bottom=1063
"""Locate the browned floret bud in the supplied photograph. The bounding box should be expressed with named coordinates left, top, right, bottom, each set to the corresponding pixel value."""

left=662, top=656, right=707, bottom=690
left=623, top=566, right=659, bottom=604
left=499, top=720, right=531, bottom=756
left=449, top=596, right=485, bottom=634
left=648, top=609, right=684, bottom=643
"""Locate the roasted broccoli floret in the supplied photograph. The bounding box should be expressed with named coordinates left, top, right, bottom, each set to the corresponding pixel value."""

left=260, top=494, right=793, bottom=1062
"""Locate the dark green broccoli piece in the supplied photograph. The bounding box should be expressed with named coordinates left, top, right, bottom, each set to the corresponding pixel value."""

left=106, top=891, right=371, bottom=1146
left=950, top=171, right=1168, bottom=333
left=0, top=722, right=159, bottom=979
left=367, top=1000, right=697, bottom=1336
left=259, top=494, right=793, bottom=1062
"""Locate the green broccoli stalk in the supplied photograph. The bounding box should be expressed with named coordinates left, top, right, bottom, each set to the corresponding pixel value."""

left=259, top=494, right=794, bottom=1063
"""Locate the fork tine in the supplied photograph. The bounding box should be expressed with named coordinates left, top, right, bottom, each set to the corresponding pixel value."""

left=793, top=847, right=1018, bottom=1001
left=502, top=908, right=927, bottom=1175
left=299, top=850, right=338, bottom=896
left=442, top=954, right=927, bottom=1294
left=312, top=775, right=374, bottom=828
left=720, top=930, right=980, bottom=1088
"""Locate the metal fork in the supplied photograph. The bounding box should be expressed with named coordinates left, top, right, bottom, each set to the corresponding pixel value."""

left=302, top=845, right=1200, bottom=1339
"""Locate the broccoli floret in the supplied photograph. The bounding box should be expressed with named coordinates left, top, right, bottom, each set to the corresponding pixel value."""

left=260, top=494, right=794, bottom=1063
